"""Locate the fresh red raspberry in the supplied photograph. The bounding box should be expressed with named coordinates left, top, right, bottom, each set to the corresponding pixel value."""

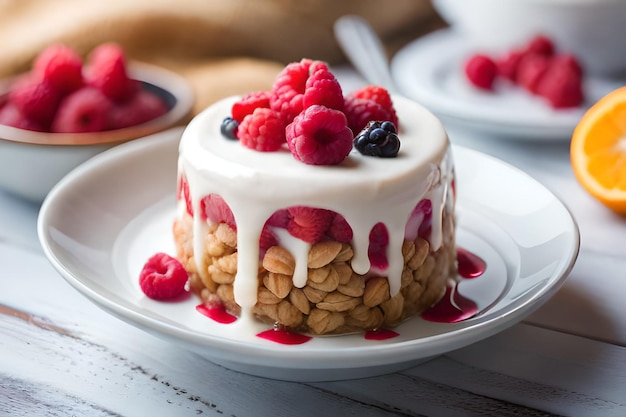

left=0, top=103, right=44, bottom=131
left=200, top=194, right=236, bottom=230
left=139, top=252, right=188, bottom=300
left=496, top=50, right=524, bottom=81
left=286, top=104, right=353, bottom=165
left=303, top=64, right=344, bottom=112
left=51, top=87, right=112, bottom=133
left=347, top=86, right=398, bottom=129
left=108, top=89, right=168, bottom=129
left=516, top=53, right=551, bottom=94
left=536, top=58, right=584, bottom=108
left=270, top=59, right=314, bottom=124
left=266, top=209, right=290, bottom=228
left=464, top=54, right=498, bottom=90
left=286, top=206, right=334, bottom=243
left=368, top=222, right=389, bottom=270
left=238, top=107, right=286, bottom=152
left=550, top=54, right=583, bottom=79
left=524, top=35, right=555, bottom=57
left=9, top=75, right=61, bottom=127
left=327, top=213, right=353, bottom=243
left=231, top=91, right=271, bottom=123
left=85, top=42, right=139, bottom=102
left=33, top=44, right=84, bottom=94
left=343, top=97, right=395, bottom=135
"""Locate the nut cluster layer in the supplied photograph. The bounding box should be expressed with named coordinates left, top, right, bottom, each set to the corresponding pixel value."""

left=173, top=212, right=456, bottom=335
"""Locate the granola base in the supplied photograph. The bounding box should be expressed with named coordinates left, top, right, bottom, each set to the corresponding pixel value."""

left=173, top=211, right=456, bottom=335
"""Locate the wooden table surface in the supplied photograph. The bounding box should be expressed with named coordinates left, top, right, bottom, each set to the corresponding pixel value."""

left=2, top=70, right=626, bottom=417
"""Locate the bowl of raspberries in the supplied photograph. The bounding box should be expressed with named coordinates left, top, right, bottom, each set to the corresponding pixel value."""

left=0, top=42, right=194, bottom=202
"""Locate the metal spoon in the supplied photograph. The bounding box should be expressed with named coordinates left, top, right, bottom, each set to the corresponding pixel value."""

left=333, top=15, right=398, bottom=93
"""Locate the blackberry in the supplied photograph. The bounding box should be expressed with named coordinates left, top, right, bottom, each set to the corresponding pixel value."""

left=220, top=116, right=239, bottom=140
left=353, top=120, right=400, bottom=158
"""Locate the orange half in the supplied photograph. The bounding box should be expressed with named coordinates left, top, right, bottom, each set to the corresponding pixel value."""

left=571, top=86, right=626, bottom=214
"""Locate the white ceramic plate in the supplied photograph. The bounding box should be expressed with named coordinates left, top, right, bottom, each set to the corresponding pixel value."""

left=391, top=29, right=622, bottom=140
left=38, top=129, right=579, bottom=382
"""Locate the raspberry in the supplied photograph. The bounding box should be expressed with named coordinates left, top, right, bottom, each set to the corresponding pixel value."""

left=347, top=86, right=397, bottom=127
left=259, top=227, right=279, bottom=253
left=286, top=206, right=334, bottom=244
left=51, top=87, right=112, bottom=133
left=327, top=213, right=353, bottom=243
left=536, top=58, right=584, bottom=108
left=139, top=252, right=188, bottom=300
left=286, top=105, right=353, bottom=165
left=238, top=107, right=286, bottom=152
left=464, top=54, right=497, bottom=90
left=368, top=222, right=389, bottom=270
left=303, top=64, right=344, bottom=112
left=270, top=59, right=312, bottom=124
left=524, top=35, right=555, bottom=57
left=231, top=91, right=271, bottom=123
left=516, top=53, right=551, bottom=94
left=33, top=44, right=84, bottom=94
left=343, top=96, right=395, bottom=135
left=496, top=50, right=524, bottom=81
left=200, top=194, right=236, bottom=230
left=108, top=89, right=168, bottom=129
left=85, top=42, right=138, bottom=102
left=0, top=103, right=44, bottom=131
left=9, top=75, right=61, bottom=126
left=266, top=209, right=290, bottom=228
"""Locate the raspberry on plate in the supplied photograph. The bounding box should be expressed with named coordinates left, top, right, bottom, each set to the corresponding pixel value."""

left=516, top=53, right=551, bottom=94
left=536, top=58, right=584, bottom=108
left=107, top=89, right=168, bottom=129
left=464, top=54, right=498, bottom=90
left=238, top=107, right=286, bottom=152
left=139, top=253, right=189, bottom=300
left=286, top=104, right=353, bottom=165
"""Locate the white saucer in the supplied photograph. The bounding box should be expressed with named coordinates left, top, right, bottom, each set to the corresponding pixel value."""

left=38, top=129, right=579, bottom=382
left=391, top=29, right=622, bottom=140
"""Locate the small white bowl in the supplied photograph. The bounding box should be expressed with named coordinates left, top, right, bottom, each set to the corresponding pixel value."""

left=0, top=62, right=194, bottom=202
left=433, top=0, right=626, bottom=77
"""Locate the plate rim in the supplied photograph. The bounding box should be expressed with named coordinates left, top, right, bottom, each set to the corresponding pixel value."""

left=37, top=131, right=581, bottom=374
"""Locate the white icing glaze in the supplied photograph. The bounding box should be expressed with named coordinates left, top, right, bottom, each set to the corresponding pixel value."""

left=178, top=95, right=453, bottom=313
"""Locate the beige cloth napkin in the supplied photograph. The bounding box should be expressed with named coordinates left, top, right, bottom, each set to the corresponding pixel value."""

left=0, top=0, right=442, bottom=114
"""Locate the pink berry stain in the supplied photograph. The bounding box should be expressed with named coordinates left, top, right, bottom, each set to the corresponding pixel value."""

left=195, top=304, right=237, bottom=324
left=257, top=328, right=312, bottom=345
left=421, top=247, right=486, bottom=324
left=364, top=329, right=400, bottom=341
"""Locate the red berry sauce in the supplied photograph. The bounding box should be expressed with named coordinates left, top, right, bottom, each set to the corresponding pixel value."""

left=257, top=328, right=312, bottom=345
left=364, top=329, right=400, bottom=341
left=457, top=247, right=487, bottom=279
left=421, top=247, right=486, bottom=323
left=195, top=304, right=237, bottom=324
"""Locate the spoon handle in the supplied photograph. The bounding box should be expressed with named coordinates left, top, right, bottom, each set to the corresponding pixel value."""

left=334, top=15, right=397, bottom=93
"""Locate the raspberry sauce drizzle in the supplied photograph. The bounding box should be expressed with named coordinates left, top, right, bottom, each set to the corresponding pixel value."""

left=257, top=328, right=312, bottom=345
left=421, top=248, right=485, bottom=323
left=364, top=329, right=399, bottom=340
left=195, top=304, right=237, bottom=324
left=457, top=247, right=486, bottom=279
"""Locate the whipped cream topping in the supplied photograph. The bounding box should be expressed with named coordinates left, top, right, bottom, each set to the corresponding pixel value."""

left=178, top=95, right=453, bottom=315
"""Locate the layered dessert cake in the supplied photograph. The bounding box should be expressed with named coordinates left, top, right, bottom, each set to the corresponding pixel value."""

left=172, top=59, right=456, bottom=335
